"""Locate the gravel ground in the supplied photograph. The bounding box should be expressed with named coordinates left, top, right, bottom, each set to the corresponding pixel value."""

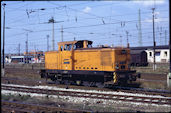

left=2, top=67, right=171, bottom=112
left=2, top=89, right=171, bottom=112
left=140, top=73, right=167, bottom=81
left=3, top=67, right=169, bottom=90
left=3, top=83, right=169, bottom=98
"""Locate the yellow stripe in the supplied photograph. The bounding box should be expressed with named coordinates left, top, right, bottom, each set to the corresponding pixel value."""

left=113, top=72, right=117, bottom=83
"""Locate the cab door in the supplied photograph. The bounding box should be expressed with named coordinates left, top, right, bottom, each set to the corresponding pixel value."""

left=60, top=44, right=74, bottom=70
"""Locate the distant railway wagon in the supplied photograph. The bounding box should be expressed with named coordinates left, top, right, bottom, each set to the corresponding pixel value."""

left=130, top=50, right=148, bottom=66
left=11, top=56, right=33, bottom=64
left=40, top=40, right=140, bottom=87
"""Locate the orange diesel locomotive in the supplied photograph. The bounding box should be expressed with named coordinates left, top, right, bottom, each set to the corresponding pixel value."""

left=40, top=40, right=140, bottom=87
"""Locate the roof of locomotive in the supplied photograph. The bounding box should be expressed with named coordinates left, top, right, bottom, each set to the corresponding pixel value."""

left=58, top=40, right=93, bottom=45
left=57, top=40, right=129, bottom=50
left=75, top=46, right=129, bottom=50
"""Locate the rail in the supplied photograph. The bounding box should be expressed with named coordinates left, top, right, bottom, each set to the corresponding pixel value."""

left=2, top=84, right=171, bottom=106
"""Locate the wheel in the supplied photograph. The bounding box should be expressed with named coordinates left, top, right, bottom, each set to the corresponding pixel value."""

left=50, top=77, right=57, bottom=81
left=82, top=81, right=89, bottom=86
left=95, top=82, right=104, bottom=88
left=89, top=82, right=96, bottom=87
left=55, top=80, right=61, bottom=85
left=63, top=80, right=70, bottom=85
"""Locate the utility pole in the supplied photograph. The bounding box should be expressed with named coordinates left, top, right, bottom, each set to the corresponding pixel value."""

left=120, top=35, right=122, bottom=46
left=48, top=17, right=55, bottom=51
left=61, top=25, right=63, bottom=42
left=34, top=45, right=37, bottom=62
left=160, top=27, right=162, bottom=45
left=167, top=0, right=171, bottom=88
left=159, top=32, right=162, bottom=45
left=34, top=45, right=37, bottom=52
left=22, top=29, right=32, bottom=64
left=165, top=30, right=167, bottom=45
left=138, top=9, right=142, bottom=47
left=42, top=17, right=63, bottom=51
left=25, top=33, right=28, bottom=64
left=52, top=17, right=55, bottom=51
left=18, top=43, right=20, bottom=56
left=47, top=35, right=49, bottom=51
left=152, top=8, right=156, bottom=70
left=2, top=3, right=6, bottom=77
left=74, top=37, right=76, bottom=41
left=126, top=31, right=130, bottom=48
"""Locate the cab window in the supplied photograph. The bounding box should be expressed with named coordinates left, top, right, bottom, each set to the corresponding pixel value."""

left=64, top=44, right=72, bottom=51
left=73, top=45, right=76, bottom=50
left=76, top=43, right=83, bottom=48
left=74, top=42, right=83, bottom=50
left=87, top=43, right=92, bottom=48
left=60, top=45, right=63, bottom=51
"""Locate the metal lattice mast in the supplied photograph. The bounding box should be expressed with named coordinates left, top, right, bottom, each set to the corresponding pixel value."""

left=165, top=30, right=167, bottom=45
left=138, top=9, right=142, bottom=46
left=47, top=35, right=49, bottom=51
left=18, top=43, right=20, bottom=56
left=2, top=3, right=6, bottom=77
left=126, top=31, right=130, bottom=48
left=52, top=17, right=55, bottom=51
left=61, top=25, right=63, bottom=42
left=25, top=33, right=28, bottom=64
left=48, top=17, right=55, bottom=51
left=152, top=8, right=156, bottom=70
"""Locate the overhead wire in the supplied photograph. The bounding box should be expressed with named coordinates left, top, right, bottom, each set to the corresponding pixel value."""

left=5, top=2, right=31, bottom=12
left=3, top=1, right=169, bottom=53
left=4, top=0, right=168, bottom=25
left=6, top=8, right=169, bottom=28
left=5, top=22, right=169, bottom=39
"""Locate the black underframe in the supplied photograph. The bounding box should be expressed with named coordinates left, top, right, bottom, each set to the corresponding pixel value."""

left=40, top=69, right=137, bottom=83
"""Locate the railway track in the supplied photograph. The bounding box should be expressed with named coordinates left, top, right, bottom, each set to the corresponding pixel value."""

left=2, top=84, right=171, bottom=106
left=1, top=76, right=47, bottom=85
left=5, top=68, right=40, bottom=75
left=2, top=76, right=171, bottom=97
left=2, top=100, right=89, bottom=113
left=111, top=86, right=171, bottom=97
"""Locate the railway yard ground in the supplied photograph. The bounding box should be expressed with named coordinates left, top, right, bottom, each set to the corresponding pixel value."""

left=1, top=63, right=171, bottom=112
left=3, top=63, right=170, bottom=90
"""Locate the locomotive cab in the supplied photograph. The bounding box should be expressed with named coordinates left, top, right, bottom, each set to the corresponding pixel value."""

left=58, top=40, right=93, bottom=51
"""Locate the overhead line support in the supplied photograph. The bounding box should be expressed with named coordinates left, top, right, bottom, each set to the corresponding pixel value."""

left=2, top=3, right=6, bottom=77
